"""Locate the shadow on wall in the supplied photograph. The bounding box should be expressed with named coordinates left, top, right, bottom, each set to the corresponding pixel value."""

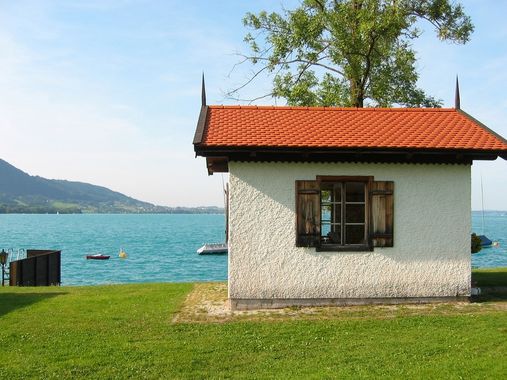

left=0, top=292, right=67, bottom=317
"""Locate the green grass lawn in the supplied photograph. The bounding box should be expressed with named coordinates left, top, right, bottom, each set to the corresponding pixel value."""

left=1, top=274, right=506, bottom=379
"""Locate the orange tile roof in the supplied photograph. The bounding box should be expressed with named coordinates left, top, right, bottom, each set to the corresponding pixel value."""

left=198, top=106, right=507, bottom=152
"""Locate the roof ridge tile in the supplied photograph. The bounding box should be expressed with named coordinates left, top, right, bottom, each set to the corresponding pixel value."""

left=208, top=105, right=458, bottom=112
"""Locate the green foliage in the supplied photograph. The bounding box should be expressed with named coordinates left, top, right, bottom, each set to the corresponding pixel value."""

left=471, top=232, right=482, bottom=254
left=1, top=279, right=506, bottom=378
left=238, top=0, right=473, bottom=107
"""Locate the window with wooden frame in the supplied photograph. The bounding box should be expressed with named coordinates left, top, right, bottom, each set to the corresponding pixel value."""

left=296, top=176, right=393, bottom=251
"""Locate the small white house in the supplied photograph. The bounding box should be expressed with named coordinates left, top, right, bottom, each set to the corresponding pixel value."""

left=193, top=99, right=507, bottom=310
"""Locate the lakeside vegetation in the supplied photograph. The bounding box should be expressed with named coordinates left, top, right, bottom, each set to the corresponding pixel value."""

left=0, top=268, right=506, bottom=379
left=0, top=203, right=224, bottom=214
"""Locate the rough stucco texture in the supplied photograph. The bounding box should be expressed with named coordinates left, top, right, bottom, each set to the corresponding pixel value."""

left=228, top=162, right=471, bottom=300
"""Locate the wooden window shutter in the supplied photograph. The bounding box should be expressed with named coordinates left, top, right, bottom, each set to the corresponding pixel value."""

left=295, top=180, right=321, bottom=247
left=370, top=181, right=394, bottom=247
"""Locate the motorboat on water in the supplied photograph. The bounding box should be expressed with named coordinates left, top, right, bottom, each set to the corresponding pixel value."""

left=478, top=235, right=493, bottom=248
left=86, top=253, right=110, bottom=260
left=197, top=243, right=228, bottom=255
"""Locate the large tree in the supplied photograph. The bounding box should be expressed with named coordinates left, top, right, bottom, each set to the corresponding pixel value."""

left=231, top=0, right=473, bottom=107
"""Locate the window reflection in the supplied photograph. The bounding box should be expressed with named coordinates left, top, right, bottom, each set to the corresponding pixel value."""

left=320, top=181, right=366, bottom=246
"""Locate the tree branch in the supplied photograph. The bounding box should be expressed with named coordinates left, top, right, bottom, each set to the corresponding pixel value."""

left=360, top=32, right=378, bottom=91
left=226, top=64, right=271, bottom=95
left=227, top=92, right=275, bottom=105
left=312, top=0, right=326, bottom=11
left=236, top=54, right=346, bottom=77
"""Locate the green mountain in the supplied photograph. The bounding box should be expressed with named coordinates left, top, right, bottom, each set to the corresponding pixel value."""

left=0, top=159, right=222, bottom=214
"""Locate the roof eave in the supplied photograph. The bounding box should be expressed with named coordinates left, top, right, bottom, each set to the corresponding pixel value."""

left=196, top=145, right=506, bottom=158
left=196, top=146, right=506, bottom=174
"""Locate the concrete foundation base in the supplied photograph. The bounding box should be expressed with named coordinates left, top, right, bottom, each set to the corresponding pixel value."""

left=230, top=296, right=470, bottom=310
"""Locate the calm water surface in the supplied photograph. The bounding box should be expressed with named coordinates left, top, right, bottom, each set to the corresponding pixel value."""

left=471, top=211, right=507, bottom=268
left=0, top=214, right=226, bottom=286
left=0, top=212, right=505, bottom=286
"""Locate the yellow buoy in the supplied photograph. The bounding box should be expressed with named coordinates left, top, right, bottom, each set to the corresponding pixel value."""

left=119, top=249, right=127, bottom=259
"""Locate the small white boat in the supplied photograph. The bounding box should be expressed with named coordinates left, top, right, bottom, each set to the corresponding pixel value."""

left=197, top=243, right=228, bottom=255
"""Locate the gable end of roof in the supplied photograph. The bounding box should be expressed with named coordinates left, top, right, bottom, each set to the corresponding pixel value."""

left=192, top=105, right=209, bottom=145
left=457, top=108, right=507, bottom=147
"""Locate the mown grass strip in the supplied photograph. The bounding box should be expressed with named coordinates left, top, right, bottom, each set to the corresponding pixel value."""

left=0, top=276, right=506, bottom=379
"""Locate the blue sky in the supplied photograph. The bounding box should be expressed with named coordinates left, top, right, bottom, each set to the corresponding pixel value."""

left=0, top=0, right=506, bottom=209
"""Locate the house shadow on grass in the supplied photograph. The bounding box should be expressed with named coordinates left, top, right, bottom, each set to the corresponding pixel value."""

left=472, top=271, right=507, bottom=288
left=471, top=292, right=507, bottom=303
left=471, top=270, right=507, bottom=303
left=0, top=292, right=67, bottom=317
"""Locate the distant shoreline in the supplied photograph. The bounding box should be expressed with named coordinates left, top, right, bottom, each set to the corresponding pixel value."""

left=0, top=210, right=225, bottom=215
left=1, top=210, right=504, bottom=215
left=471, top=210, right=507, bottom=213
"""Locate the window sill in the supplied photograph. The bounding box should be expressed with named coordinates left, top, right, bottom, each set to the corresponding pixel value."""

left=316, top=244, right=373, bottom=252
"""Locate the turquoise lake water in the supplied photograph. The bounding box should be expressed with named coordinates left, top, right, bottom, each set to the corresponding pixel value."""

left=0, top=212, right=505, bottom=286
left=471, top=211, right=507, bottom=269
left=0, top=214, right=226, bottom=286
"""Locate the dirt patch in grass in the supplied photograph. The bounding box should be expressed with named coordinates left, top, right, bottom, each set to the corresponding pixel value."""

left=172, top=282, right=230, bottom=323
left=172, top=282, right=507, bottom=323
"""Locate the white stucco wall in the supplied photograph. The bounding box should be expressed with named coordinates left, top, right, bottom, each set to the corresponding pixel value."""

left=228, top=161, right=471, bottom=301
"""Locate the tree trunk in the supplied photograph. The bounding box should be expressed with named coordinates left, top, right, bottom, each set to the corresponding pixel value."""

left=350, top=78, right=364, bottom=107
left=350, top=0, right=364, bottom=108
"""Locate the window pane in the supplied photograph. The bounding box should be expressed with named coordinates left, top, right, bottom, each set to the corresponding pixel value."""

left=321, top=190, right=332, bottom=203
left=333, top=203, right=342, bottom=224
left=346, top=182, right=365, bottom=202
left=346, top=204, right=365, bottom=223
left=321, top=222, right=331, bottom=237
left=321, top=204, right=332, bottom=222
left=333, top=184, right=342, bottom=202
left=346, top=225, right=365, bottom=244
left=328, top=226, right=341, bottom=244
